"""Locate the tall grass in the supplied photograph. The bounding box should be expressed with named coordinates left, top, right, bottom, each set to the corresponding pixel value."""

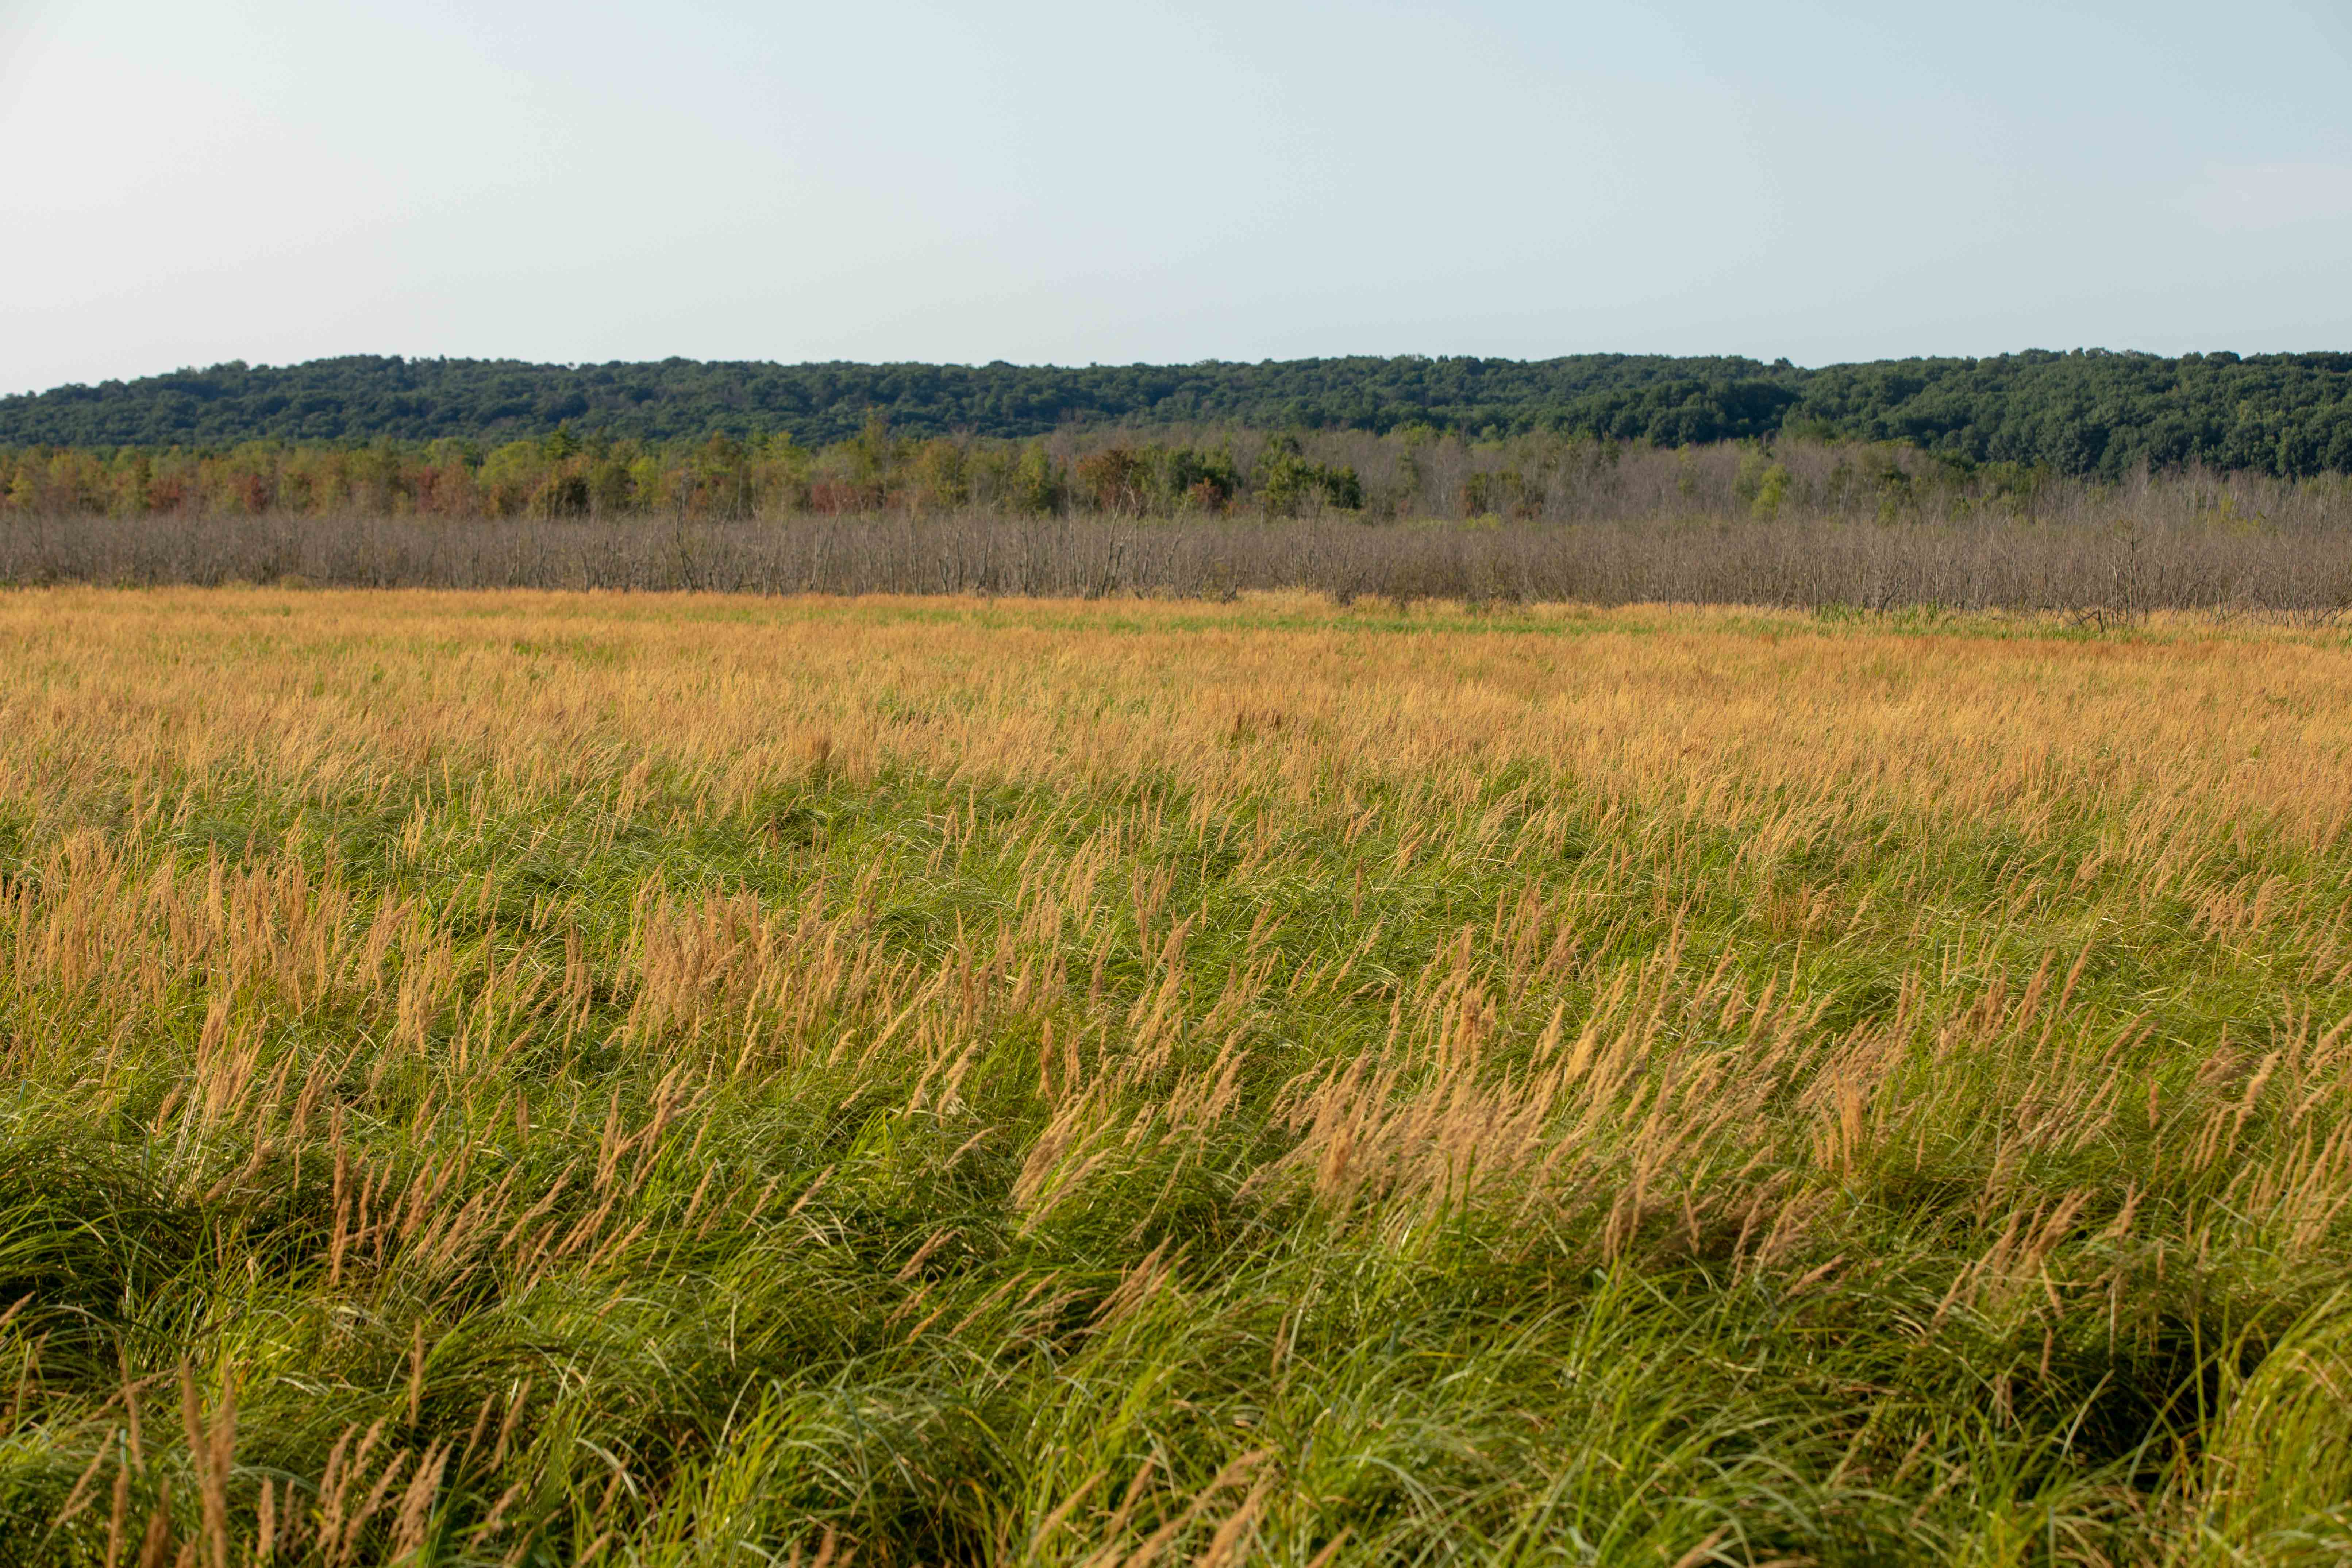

left=4, top=587, right=2352, bottom=1563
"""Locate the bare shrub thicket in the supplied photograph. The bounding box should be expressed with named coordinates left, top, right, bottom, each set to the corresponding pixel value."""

left=7, top=443, right=2351, bottom=615
left=7, top=508, right=2349, bottom=616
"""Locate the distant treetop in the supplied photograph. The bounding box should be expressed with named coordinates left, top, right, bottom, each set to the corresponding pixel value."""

left=7, top=349, right=2352, bottom=478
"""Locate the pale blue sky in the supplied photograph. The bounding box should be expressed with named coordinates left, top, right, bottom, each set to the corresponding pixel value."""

left=5, top=0, right=2350, bottom=393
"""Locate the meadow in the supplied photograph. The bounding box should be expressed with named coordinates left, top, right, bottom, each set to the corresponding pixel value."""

left=4, top=587, right=2352, bottom=1565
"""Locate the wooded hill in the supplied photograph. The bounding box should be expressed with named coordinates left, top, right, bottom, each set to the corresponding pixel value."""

left=8, top=349, right=2352, bottom=478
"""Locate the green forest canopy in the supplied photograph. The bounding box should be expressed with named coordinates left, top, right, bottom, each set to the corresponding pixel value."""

left=8, top=349, right=2352, bottom=478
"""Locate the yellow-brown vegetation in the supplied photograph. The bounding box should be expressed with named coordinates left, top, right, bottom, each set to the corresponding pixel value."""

left=5, top=587, right=2352, bottom=1564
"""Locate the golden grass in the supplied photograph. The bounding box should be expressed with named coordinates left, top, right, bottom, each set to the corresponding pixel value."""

left=8, top=587, right=2349, bottom=836
left=5, top=586, right=2352, bottom=1564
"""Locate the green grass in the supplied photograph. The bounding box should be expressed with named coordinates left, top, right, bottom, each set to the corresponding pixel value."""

left=3, top=590, right=2352, bottom=1565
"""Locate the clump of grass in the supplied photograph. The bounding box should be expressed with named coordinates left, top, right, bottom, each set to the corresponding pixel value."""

left=3, top=587, right=2352, bottom=1563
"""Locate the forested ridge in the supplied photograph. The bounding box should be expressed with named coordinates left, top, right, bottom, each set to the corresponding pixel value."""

left=9, top=348, right=2352, bottom=477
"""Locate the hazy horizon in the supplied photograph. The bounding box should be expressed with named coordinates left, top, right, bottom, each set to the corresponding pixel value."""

left=5, top=0, right=2349, bottom=396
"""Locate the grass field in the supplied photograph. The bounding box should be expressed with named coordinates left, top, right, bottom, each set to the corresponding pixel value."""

left=5, top=587, right=2352, bottom=1565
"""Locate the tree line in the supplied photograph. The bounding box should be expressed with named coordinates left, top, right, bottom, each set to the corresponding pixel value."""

left=11, top=423, right=2352, bottom=529
left=0, top=424, right=1362, bottom=521
left=7, top=349, right=2352, bottom=478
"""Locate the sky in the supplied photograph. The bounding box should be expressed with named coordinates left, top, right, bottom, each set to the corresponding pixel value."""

left=4, top=0, right=2351, bottom=393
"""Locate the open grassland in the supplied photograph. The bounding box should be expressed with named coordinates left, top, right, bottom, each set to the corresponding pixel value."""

left=5, top=588, right=2352, bottom=1565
